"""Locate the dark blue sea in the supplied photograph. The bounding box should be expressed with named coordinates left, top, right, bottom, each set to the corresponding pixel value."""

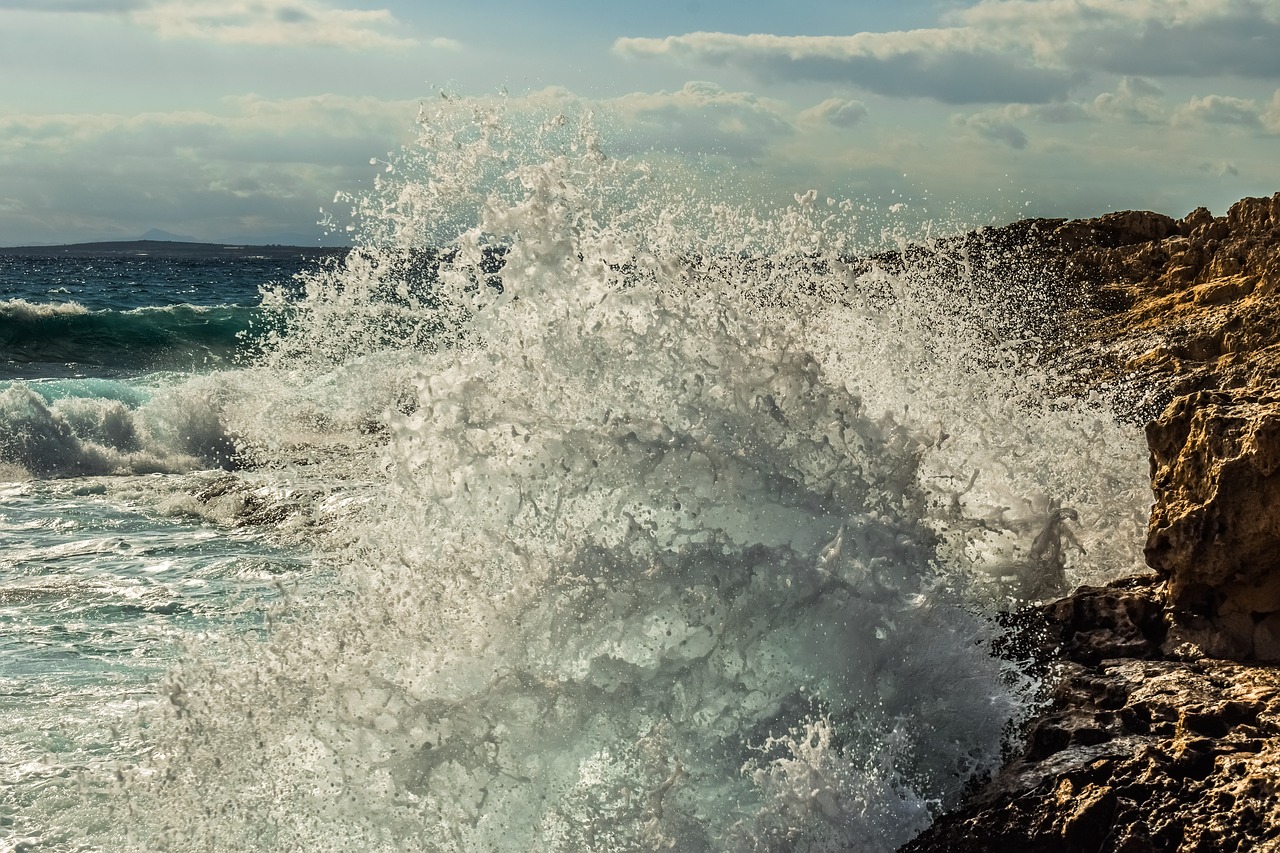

left=0, top=103, right=1150, bottom=852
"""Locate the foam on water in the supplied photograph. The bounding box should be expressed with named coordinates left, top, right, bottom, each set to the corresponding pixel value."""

left=0, top=477, right=309, bottom=847
left=0, top=376, right=244, bottom=478
left=39, top=101, right=1149, bottom=851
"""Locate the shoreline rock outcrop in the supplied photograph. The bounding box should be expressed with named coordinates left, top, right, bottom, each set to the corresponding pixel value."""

left=902, top=576, right=1280, bottom=852
left=1052, top=192, right=1280, bottom=421
left=900, top=192, right=1280, bottom=851
left=1147, top=391, right=1280, bottom=660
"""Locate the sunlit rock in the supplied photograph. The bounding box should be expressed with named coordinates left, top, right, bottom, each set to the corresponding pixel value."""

left=1147, top=390, right=1280, bottom=658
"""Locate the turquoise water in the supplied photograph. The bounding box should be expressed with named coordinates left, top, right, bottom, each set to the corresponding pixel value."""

left=0, top=476, right=309, bottom=845
left=0, top=254, right=321, bottom=847
left=0, top=252, right=319, bottom=378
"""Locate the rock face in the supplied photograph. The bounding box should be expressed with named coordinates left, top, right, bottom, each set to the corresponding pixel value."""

left=1146, top=391, right=1280, bottom=658
left=1067, top=193, right=1280, bottom=660
left=1036, top=193, right=1280, bottom=660
left=906, top=573, right=1280, bottom=845
left=902, top=578, right=1280, bottom=853
left=1053, top=192, right=1280, bottom=421
left=900, top=193, right=1280, bottom=851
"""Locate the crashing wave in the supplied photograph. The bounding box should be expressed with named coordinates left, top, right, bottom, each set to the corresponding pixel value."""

left=47, top=99, right=1149, bottom=852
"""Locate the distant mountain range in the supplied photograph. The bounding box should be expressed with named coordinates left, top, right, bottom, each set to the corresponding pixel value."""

left=0, top=239, right=351, bottom=260
left=2, top=228, right=352, bottom=253
left=139, top=228, right=203, bottom=243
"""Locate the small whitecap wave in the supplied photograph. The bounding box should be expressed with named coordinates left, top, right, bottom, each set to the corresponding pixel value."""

left=0, top=379, right=240, bottom=478
left=0, top=297, right=90, bottom=318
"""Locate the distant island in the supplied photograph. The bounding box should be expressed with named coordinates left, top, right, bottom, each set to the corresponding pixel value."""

left=0, top=239, right=351, bottom=260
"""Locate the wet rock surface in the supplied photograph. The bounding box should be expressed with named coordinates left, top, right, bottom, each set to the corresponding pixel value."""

left=900, top=193, right=1280, bottom=851
left=903, top=578, right=1280, bottom=852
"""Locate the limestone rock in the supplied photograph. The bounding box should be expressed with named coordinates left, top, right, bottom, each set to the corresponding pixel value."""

left=903, top=658, right=1280, bottom=852
left=902, top=580, right=1280, bottom=853
left=899, top=195, right=1280, bottom=851
left=1146, top=390, right=1280, bottom=657
left=1039, top=192, right=1280, bottom=659
left=1042, top=573, right=1168, bottom=664
left=1046, top=191, right=1280, bottom=422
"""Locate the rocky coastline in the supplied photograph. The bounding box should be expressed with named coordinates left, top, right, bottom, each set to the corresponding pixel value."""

left=903, top=193, right=1280, bottom=851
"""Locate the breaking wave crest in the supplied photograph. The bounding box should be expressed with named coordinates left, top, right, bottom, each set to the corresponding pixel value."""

left=0, top=378, right=240, bottom=478
left=0, top=299, right=263, bottom=375
left=52, top=101, right=1148, bottom=851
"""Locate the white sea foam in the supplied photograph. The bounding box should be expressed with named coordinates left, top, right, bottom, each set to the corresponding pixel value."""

left=0, top=379, right=241, bottom=478
left=45, top=100, right=1149, bottom=852
left=0, top=299, right=230, bottom=318
left=0, top=298, right=89, bottom=318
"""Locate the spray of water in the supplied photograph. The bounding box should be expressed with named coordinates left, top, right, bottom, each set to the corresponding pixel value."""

left=53, top=99, right=1148, bottom=852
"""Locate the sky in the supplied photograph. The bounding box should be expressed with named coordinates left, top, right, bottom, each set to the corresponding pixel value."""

left=1, top=0, right=1278, bottom=245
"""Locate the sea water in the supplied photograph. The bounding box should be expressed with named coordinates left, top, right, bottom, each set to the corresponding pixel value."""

left=2, top=101, right=1150, bottom=851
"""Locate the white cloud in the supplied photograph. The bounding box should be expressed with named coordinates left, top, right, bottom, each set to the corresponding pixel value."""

left=0, top=0, right=144, bottom=9
left=130, top=0, right=419, bottom=50
left=1175, top=94, right=1264, bottom=128
left=1199, top=160, right=1240, bottom=177
left=617, top=1, right=1280, bottom=107
left=1091, top=77, right=1167, bottom=124
left=614, top=31, right=1074, bottom=105
left=954, top=74, right=1280, bottom=153
left=953, top=112, right=1029, bottom=149
left=0, top=85, right=799, bottom=242
left=0, top=95, right=420, bottom=243
left=1, top=82, right=1276, bottom=251
left=1031, top=102, right=1091, bottom=123
left=0, top=95, right=417, bottom=156
left=0, top=0, right=448, bottom=50
left=957, top=0, right=1280, bottom=77
left=1266, top=90, right=1280, bottom=133
left=800, top=98, right=869, bottom=128
left=604, top=81, right=794, bottom=158
left=1049, top=1, right=1280, bottom=79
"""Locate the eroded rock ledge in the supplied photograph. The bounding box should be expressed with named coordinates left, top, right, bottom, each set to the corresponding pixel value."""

left=902, top=193, right=1280, bottom=851
left=1066, top=193, right=1280, bottom=660
left=1051, top=191, right=1280, bottom=420
left=903, top=577, right=1280, bottom=852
